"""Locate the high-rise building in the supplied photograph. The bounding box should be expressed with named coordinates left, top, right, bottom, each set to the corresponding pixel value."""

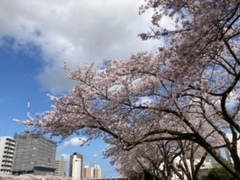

left=55, top=156, right=66, bottom=177
left=12, top=133, right=57, bottom=175
left=69, top=152, right=83, bottom=180
left=93, top=164, right=102, bottom=178
left=83, top=163, right=93, bottom=179
left=0, top=136, right=16, bottom=174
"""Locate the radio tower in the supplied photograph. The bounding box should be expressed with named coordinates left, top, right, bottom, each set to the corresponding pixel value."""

left=25, top=97, right=31, bottom=133
left=27, top=97, right=31, bottom=118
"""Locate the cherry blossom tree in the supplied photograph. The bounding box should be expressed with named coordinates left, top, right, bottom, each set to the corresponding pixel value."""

left=112, top=140, right=208, bottom=180
left=111, top=141, right=176, bottom=180
left=16, top=0, right=240, bottom=179
left=0, top=173, right=64, bottom=180
left=174, top=141, right=208, bottom=180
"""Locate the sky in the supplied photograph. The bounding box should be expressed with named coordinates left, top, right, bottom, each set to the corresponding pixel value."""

left=0, top=0, right=166, bottom=177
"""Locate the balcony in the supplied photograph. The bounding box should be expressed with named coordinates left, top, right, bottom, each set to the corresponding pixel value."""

left=2, top=156, right=13, bottom=161
left=4, top=146, right=15, bottom=151
left=5, top=143, right=15, bottom=149
left=3, top=153, right=14, bottom=158
left=0, top=166, right=12, bottom=171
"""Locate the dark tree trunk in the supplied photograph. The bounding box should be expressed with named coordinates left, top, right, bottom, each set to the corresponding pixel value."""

left=144, top=170, right=154, bottom=180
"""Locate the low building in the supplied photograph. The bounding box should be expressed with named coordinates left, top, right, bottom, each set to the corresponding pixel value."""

left=171, top=154, right=221, bottom=180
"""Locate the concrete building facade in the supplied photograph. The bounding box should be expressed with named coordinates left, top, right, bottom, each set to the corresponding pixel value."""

left=12, top=133, right=57, bottom=175
left=0, top=136, right=16, bottom=174
left=69, top=152, right=83, bottom=180
left=55, top=156, right=66, bottom=177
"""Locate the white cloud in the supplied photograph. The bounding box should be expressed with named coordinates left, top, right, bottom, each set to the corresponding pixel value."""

left=93, top=153, right=98, bottom=158
left=0, top=0, right=166, bottom=93
left=62, top=137, right=88, bottom=147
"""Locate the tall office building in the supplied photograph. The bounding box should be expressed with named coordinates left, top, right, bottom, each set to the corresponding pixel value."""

left=55, top=156, right=66, bottom=177
left=83, top=163, right=93, bottom=179
left=93, top=164, right=102, bottom=178
left=12, top=133, right=57, bottom=175
left=69, top=152, right=83, bottom=180
left=0, top=136, right=16, bottom=174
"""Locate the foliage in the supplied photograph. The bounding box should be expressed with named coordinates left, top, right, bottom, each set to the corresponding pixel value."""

left=208, top=167, right=233, bottom=180
left=16, top=0, right=240, bottom=179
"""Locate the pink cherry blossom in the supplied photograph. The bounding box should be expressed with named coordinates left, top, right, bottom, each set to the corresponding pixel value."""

left=16, top=1, right=240, bottom=179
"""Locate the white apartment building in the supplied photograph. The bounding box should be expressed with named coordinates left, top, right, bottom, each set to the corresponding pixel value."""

left=0, top=136, right=16, bottom=174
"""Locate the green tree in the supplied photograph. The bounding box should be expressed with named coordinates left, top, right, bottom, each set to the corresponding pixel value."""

left=208, top=167, right=233, bottom=180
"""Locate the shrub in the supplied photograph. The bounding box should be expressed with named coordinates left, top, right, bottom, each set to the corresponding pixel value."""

left=208, top=167, right=233, bottom=180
